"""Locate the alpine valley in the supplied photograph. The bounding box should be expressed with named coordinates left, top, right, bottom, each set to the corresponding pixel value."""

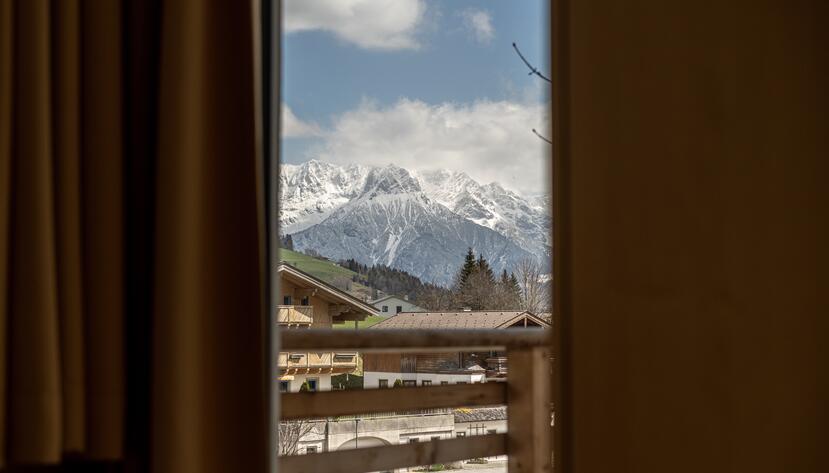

left=280, top=160, right=551, bottom=287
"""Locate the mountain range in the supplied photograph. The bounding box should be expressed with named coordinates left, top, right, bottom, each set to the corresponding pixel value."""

left=279, top=160, right=551, bottom=286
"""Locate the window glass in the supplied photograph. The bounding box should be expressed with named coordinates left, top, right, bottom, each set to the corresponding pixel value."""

left=275, top=0, right=551, bottom=464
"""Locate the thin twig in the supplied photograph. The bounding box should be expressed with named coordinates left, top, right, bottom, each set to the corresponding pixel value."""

left=532, top=129, right=553, bottom=145
left=512, top=42, right=552, bottom=83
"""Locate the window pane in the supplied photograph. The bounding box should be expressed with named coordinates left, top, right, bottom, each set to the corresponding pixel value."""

left=274, top=2, right=551, bottom=471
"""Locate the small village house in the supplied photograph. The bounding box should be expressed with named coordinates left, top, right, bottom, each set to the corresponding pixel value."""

left=363, top=311, right=550, bottom=388
left=277, top=263, right=377, bottom=392
left=370, top=294, right=426, bottom=315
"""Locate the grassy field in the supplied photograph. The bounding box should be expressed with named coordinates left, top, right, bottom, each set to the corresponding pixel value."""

left=278, top=248, right=377, bottom=302
left=332, top=315, right=387, bottom=330
left=278, top=248, right=359, bottom=282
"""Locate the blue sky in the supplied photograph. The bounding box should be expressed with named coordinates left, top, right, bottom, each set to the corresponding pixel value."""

left=281, top=0, right=551, bottom=194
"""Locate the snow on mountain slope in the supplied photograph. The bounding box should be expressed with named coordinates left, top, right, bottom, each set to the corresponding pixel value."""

left=279, top=160, right=370, bottom=233
left=416, top=169, right=552, bottom=265
left=278, top=160, right=551, bottom=285
left=290, top=165, right=537, bottom=286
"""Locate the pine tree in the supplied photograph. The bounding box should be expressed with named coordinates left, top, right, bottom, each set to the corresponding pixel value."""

left=458, top=247, right=477, bottom=286
left=477, top=254, right=495, bottom=284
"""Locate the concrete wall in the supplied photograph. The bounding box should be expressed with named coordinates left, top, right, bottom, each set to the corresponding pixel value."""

left=294, top=413, right=456, bottom=453
left=364, top=371, right=486, bottom=389
left=455, top=419, right=507, bottom=437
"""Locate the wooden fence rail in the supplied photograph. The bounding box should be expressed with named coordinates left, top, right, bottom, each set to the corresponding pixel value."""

left=277, top=328, right=552, bottom=473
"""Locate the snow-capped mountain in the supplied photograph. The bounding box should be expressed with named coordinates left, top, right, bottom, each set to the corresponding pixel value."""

left=279, top=160, right=551, bottom=286
left=416, top=169, right=552, bottom=266
left=279, top=161, right=370, bottom=233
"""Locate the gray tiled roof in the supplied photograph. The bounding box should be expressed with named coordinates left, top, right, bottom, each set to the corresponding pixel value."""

left=453, top=406, right=507, bottom=423
left=371, top=311, right=541, bottom=329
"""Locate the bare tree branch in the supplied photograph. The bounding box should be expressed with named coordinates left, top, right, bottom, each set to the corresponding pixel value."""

left=512, top=42, right=552, bottom=84
left=532, top=128, right=553, bottom=145
left=279, top=420, right=320, bottom=456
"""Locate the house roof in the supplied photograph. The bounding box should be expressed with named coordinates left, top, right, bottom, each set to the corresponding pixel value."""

left=369, top=294, right=407, bottom=305
left=277, top=263, right=378, bottom=317
left=453, top=406, right=507, bottom=423
left=369, top=294, right=426, bottom=310
left=370, top=311, right=550, bottom=330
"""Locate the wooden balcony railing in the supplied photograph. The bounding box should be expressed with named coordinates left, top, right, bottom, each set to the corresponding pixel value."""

left=276, top=328, right=552, bottom=473
left=277, top=305, right=314, bottom=325
left=278, top=351, right=358, bottom=369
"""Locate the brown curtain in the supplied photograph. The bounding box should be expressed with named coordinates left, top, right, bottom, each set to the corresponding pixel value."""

left=0, top=0, right=268, bottom=472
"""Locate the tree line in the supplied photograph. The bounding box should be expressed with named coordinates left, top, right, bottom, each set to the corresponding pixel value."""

left=415, top=248, right=550, bottom=315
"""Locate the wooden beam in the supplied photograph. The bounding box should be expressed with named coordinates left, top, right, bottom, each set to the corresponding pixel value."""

left=281, top=382, right=506, bottom=420
left=280, top=328, right=551, bottom=352
left=507, top=346, right=552, bottom=473
left=279, top=434, right=506, bottom=473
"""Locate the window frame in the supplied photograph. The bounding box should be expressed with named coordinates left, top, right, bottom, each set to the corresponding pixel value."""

left=265, top=0, right=557, bottom=471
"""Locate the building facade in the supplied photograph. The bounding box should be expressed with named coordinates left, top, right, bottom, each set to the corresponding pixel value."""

left=277, top=263, right=377, bottom=392
left=363, top=311, right=550, bottom=389
left=370, top=295, right=426, bottom=315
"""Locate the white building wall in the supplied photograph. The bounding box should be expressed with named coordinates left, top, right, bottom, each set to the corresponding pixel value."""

left=283, top=373, right=333, bottom=393
left=364, top=371, right=486, bottom=389
left=372, top=296, right=426, bottom=315
left=454, top=419, right=507, bottom=437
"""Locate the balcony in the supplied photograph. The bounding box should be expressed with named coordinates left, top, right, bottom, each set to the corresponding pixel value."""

left=278, top=351, right=359, bottom=371
left=278, top=328, right=552, bottom=472
left=277, top=305, right=314, bottom=326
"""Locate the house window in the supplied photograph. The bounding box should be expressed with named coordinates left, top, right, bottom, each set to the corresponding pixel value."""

left=440, top=381, right=449, bottom=385
left=378, top=379, right=389, bottom=388
left=408, top=438, right=419, bottom=444
left=283, top=295, right=292, bottom=305
left=431, top=436, right=441, bottom=441
left=306, top=378, right=318, bottom=392
left=421, top=380, right=432, bottom=386
left=301, top=296, right=309, bottom=305
left=305, top=446, right=317, bottom=454
left=456, top=381, right=468, bottom=385
left=403, top=380, right=416, bottom=387
left=487, top=429, right=497, bottom=435
left=279, top=381, right=290, bottom=393
left=382, top=305, right=388, bottom=313
left=396, top=306, right=403, bottom=313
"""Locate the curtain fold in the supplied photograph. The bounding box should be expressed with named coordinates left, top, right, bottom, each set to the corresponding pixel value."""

left=0, top=0, right=268, bottom=471
left=151, top=1, right=267, bottom=473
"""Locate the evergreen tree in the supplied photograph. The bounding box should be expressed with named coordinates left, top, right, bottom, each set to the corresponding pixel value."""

left=458, top=247, right=477, bottom=286
left=477, top=254, right=495, bottom=284
left=284, top=234, right=294, bottom=250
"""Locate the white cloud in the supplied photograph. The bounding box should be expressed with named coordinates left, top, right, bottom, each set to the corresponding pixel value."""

left=282, top=104, right=322, bottom=138
left=284, top=0, right=426, bottom=50
left=460, top=8, right=494, bottom=44
left=309, top=98, right=551, bottom=194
